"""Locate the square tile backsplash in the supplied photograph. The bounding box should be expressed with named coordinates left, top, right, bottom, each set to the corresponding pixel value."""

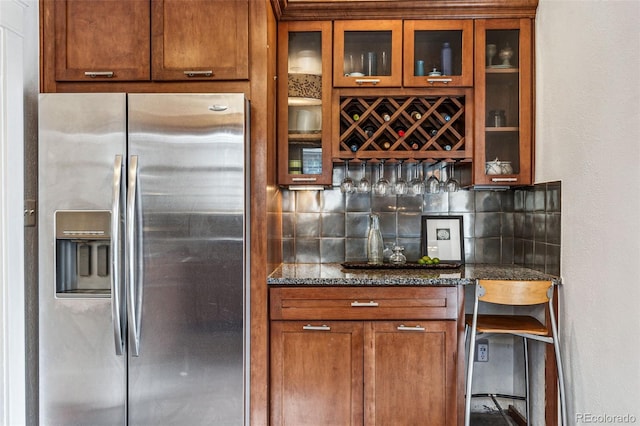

left=281, top=165, right=561, bottom=276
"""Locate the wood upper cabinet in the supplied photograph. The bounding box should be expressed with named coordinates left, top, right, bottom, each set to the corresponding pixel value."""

left=277, top=21, right=333, bottom=186
left=152, top=0, right=248, bottom=81
left=270, top=286, right=462, bottom=426
left=403, top=20, right=474, bottom=88
left=473, top=18, right=534, bottom=186
left=53, top=0, right=151, bottom=81
left=333, top=20, right=403, bottom=88
left=48, top=0, right=248, bottom=83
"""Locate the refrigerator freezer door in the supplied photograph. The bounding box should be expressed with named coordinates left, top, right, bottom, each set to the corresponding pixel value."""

left=38, top=93, right=127, bottom=425
left=127, top=94, right=247, bottom=425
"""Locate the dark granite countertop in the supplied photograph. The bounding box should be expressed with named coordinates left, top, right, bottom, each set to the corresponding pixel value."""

left=267, top=263, right=560, bottom=286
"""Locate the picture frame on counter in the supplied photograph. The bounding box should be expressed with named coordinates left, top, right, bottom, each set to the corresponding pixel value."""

left=421, top=215, right=465, bottom=263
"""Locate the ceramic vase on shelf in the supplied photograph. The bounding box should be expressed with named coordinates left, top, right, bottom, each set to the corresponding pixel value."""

left=498, top=43, right=514, bottom=67
left=486, top=44, right=497, bottom=67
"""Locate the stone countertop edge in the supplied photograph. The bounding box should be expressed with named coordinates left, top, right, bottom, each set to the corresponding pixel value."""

left=267, top=263, right=560, bottom=286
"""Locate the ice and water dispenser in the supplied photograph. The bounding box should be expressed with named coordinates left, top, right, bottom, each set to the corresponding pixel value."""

left=55, top=211, right=111, bottom=297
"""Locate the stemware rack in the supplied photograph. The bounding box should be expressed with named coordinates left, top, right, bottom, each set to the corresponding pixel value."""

left=334, top=90, right=472, bottom=161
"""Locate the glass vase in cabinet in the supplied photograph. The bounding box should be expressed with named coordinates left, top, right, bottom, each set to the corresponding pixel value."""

left=403, top=20, right=473, bottom=88
left=278, top=22, right=333, bottom=186
left=474, top=19, right=534, bottom=186
left=333, top=20, right=403, bottom=88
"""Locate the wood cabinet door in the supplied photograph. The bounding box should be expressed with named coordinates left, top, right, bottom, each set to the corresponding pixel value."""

left=364, top=321, right=458, bottom=426
left=277, top=21, right=333, bottom=187
left=54, top=0, right=151, bottom=81
left=151, top=0, right=249, bottom=81
left=270, top=321, right=364, bottom=426
left=473, top=18, right=534, bottom=186
left=333, top=20, right=403, bottom=88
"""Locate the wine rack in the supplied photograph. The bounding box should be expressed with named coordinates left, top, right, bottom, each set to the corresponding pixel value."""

left=334, top=91, right=472, bottom=161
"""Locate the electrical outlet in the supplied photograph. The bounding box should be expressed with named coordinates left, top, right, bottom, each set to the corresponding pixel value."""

left=475, top=340, right=489, bottom=362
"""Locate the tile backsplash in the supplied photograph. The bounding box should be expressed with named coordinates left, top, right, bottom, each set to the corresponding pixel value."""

left=281, top=166, right=561, bottom=276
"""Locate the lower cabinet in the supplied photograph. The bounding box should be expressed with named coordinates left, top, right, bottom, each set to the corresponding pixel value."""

left=269, top=286, right=462, bottom=426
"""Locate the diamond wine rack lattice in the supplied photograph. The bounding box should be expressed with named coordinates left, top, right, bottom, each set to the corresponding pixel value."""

left=334, top=92, right=471, bottom=161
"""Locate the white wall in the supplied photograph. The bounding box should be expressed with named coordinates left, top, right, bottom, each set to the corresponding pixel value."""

left=536, top=0, right=640, bottom=423
left=0, top=1, right=27, bottom=424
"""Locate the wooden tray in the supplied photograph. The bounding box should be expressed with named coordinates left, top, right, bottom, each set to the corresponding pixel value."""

left=341, top=262, right=462, bottom=270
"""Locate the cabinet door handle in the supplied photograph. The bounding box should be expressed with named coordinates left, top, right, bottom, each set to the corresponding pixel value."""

left=355, top=78, right=380, bottom=86
left=291, top=177, right=317, bottom=182
left=184, top=70, right=214, bottom=77
left=427, top=78, right=452, bottom=84
left=303, top=324, right=331, bottom=331
left=491, top=177, right=518, bottom=182
left=397, top=324, right=426, bottom=331
left=351, top=301, right=379, bottom=307
left=84, top=71, right=114, bottom=78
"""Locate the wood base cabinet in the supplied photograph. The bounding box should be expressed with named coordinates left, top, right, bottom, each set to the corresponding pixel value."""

left=269, top=286, right=463, bottom=426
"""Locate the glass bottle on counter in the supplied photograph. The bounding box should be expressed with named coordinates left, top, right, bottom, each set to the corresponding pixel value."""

left=367, top=214, right=384, bottom=265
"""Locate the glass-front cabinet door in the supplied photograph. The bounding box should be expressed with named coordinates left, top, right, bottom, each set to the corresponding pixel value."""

left=474, top=19, right=533, bottom=186
left=278, top=21, right=333, bottom=186
left=403, top=20, right=473, bottom=88
left=333, top=20, right=402, bottom=88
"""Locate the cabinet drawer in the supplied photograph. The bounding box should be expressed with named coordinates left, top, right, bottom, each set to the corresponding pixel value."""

left=270, top=286, right=459, bottom=320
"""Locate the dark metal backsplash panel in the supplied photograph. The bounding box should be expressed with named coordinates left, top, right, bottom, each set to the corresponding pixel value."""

left=282, top=165, right=560, bottom=275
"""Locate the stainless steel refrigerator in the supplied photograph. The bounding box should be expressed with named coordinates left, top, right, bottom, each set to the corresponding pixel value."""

left=38, top=93, right=249, bottom=425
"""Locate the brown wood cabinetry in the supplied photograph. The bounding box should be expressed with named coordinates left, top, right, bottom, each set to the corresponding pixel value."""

left=151, top=0, right=248, bottom=81
left=473, top=18, right=534, bottom=186
left=42, top=0, right=248, bottom=88
left=269, top=286, right=463, bottom=425
left=333, top=20, right=403, bottom=88
left=52, top=0, right=151, bottom=81
left=277, top=21, right=333, bottom=186
left=403, top=20, right=474, bottom=88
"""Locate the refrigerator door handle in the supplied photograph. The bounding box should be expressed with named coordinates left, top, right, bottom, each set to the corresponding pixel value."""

left=127, top=155, right=143, bottom=357
left=111, top=155, right=125, bottom=355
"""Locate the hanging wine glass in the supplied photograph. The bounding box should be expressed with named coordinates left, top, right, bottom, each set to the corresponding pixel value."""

left=410, top=161, right=425, bottom=195
left=394, top=161, right=409, bottom=196
left=373, top=160, right=390, bottom=196
left=340, top=160, right=355, bottom=193
left=357, top=161, right=371, bottom=193
left=425, top=162, right=441, bottom=194
left=444, top=162, right=460, bottom=192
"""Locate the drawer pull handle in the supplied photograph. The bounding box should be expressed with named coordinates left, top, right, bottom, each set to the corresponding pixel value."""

left=184, top=70, right=214, bottom=77
left=427, top=78, right=452, bottom=84
left=291, top=177, right=317, bottom=182
left=491, top=177, right=518, bottom=182
left=355, top=78, right=380, bottom=86
left=84, top=71, right=114, bottom=78
left=351, top=301, right=379, bottom=307
left=303, top=324, right=331, bottom=331
left=397, top=324, right=426, bottom=332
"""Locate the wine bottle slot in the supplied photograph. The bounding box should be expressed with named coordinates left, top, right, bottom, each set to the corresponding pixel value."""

left=347, top=137, right=362, bottom=152
left=363, top=126, right=375, bottom=138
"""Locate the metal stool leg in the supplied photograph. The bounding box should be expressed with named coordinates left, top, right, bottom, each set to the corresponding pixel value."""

left=523, top=337, right=530, bottom=426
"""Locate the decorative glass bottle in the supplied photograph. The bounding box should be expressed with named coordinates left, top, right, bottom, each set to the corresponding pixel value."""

left=367, top=214, right=384, bottom=265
